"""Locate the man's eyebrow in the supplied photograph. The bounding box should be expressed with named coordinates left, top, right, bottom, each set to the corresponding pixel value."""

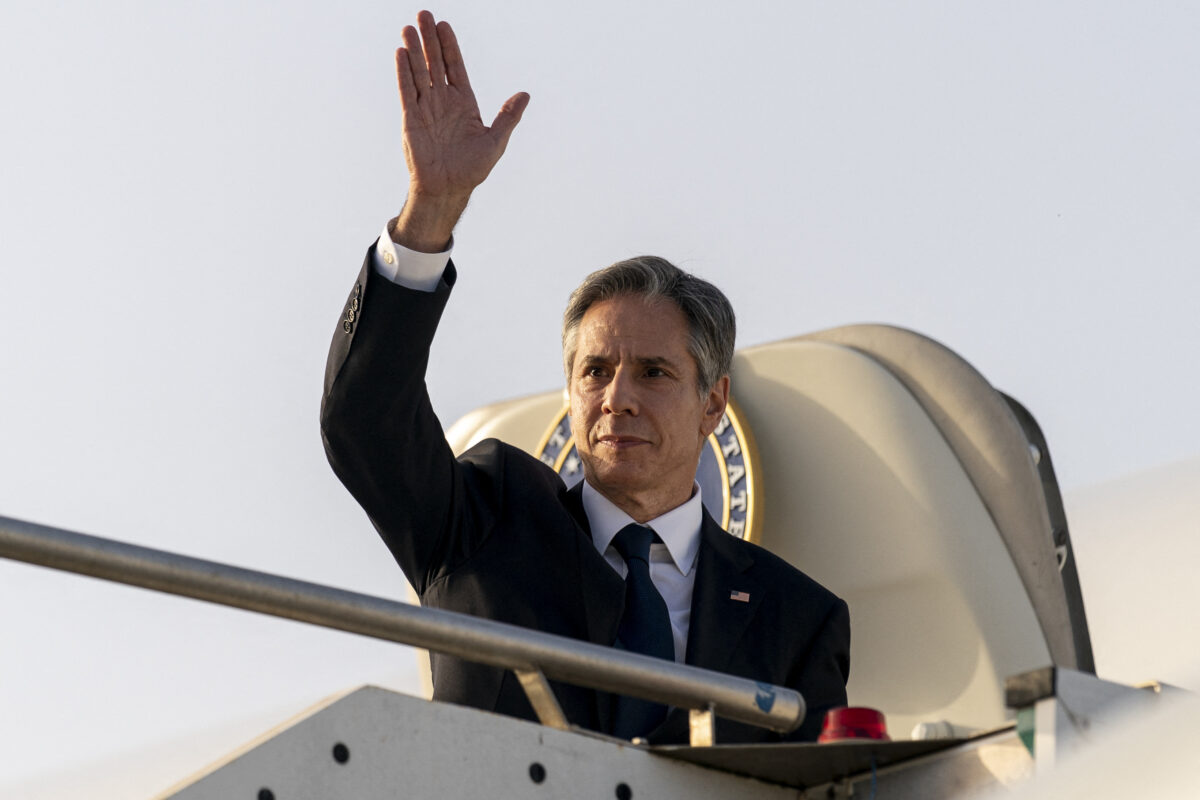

left=637, top=356, right=679, bottom=369
left=577, top=354, right=683, bottom=370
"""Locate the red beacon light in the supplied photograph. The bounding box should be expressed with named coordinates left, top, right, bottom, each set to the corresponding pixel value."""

left=818, top=707, right=891, bottom=743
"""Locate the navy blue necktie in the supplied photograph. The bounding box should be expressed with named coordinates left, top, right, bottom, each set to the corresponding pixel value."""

left=610, top=523, right=674, bottom=739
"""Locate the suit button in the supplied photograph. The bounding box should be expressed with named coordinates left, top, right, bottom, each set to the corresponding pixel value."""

left=342, top=319, right=352, bottom=334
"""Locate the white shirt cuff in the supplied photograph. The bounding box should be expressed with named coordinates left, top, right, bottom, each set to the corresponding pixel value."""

left=372, top=224, right=452, bottom=292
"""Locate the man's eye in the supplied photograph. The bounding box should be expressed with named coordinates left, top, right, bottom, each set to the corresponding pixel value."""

left=645, top=367, right=666, bottom=377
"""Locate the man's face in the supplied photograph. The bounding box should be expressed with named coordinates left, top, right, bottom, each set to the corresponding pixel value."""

left=567, top=294, right=729, bottom=519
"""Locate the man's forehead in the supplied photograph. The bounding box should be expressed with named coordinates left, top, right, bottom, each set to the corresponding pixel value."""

left=579, top=295, right=684, bottom=332
left=574, top=330, right=694, bottom=374
left=576, top=313, right=688, bottom=353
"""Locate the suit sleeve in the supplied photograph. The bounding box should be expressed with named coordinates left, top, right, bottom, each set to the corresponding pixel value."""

left=320, top=248, right=496, bottom=595
left=790, top=596, right=851, bottom=742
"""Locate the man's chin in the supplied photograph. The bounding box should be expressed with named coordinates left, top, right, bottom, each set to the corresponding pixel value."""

left=584, top=464, right=651, bottom=497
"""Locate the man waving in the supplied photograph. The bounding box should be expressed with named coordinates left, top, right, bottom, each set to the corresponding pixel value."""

left=321, top=11, right=849, bottom=743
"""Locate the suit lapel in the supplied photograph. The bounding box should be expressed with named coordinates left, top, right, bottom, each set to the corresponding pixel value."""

left=563, top=482, right=625, bottom=646
left=646, top=513, right=765, bottom=741
left=684, top=513, right=764, bottom=674
left=562, top=481, right=624, bottom=733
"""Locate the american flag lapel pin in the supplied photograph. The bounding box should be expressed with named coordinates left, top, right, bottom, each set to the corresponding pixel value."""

left=730, top=590, right=751, bottom=603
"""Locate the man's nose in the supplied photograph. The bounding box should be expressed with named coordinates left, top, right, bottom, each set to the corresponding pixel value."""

left=601, top=369, right=638, bottom=416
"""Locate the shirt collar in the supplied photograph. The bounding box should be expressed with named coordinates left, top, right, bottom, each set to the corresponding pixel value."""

left=582, top=480, right=703, bottom=576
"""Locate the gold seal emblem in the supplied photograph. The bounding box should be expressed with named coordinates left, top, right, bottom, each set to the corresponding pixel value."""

left=533, top=396, right=762, bottom=543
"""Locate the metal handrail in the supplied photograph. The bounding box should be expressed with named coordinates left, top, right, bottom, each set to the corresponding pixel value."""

left=0, top=514, right=804, bottom=736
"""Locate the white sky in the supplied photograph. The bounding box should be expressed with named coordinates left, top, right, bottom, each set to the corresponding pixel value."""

left=2, top=1, right=1198, bottom=795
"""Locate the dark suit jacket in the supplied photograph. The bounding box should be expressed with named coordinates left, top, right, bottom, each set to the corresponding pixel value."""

left=321, top=250, right=850, bottom=742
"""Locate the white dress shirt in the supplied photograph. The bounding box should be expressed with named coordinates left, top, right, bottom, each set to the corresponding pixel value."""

left=581, top=480, right=702, bottom=663
left=372, top=224, right=449, bottom=291
left=370, top=227, right=703, bottom=662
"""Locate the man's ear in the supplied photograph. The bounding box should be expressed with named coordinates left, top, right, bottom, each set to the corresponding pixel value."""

left=700, top=375, right=730, bottom=436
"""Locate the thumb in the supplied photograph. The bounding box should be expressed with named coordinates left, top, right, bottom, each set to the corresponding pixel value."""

left=489, top=91, right=530, bottom=146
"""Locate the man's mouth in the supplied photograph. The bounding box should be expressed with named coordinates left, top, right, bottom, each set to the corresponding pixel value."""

left=595, top=434, right=649, bottom=450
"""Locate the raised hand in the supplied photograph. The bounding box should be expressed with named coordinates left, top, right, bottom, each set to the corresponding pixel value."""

left=391, top=11, right=529, bottom=252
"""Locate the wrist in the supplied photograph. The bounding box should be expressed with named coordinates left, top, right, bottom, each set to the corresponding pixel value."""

left=391, top=189, right=471, bottom=253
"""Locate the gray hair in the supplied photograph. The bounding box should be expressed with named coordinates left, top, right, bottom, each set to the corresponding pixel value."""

left=561, top=256, right=736, bottom=394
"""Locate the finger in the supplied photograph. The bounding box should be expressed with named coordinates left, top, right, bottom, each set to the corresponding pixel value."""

left=488, top=92, right=530, bottom=147
left=401, top=24, right=432, bottom=93
left=438, top=20, right=472, bottom=92
left=395, top=47, right=419, bottom=110
left=417, top=10, right=447, bottom=87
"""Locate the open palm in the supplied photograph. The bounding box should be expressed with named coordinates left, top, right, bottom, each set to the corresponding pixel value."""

left=396, top=13, right=528, bottom=202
